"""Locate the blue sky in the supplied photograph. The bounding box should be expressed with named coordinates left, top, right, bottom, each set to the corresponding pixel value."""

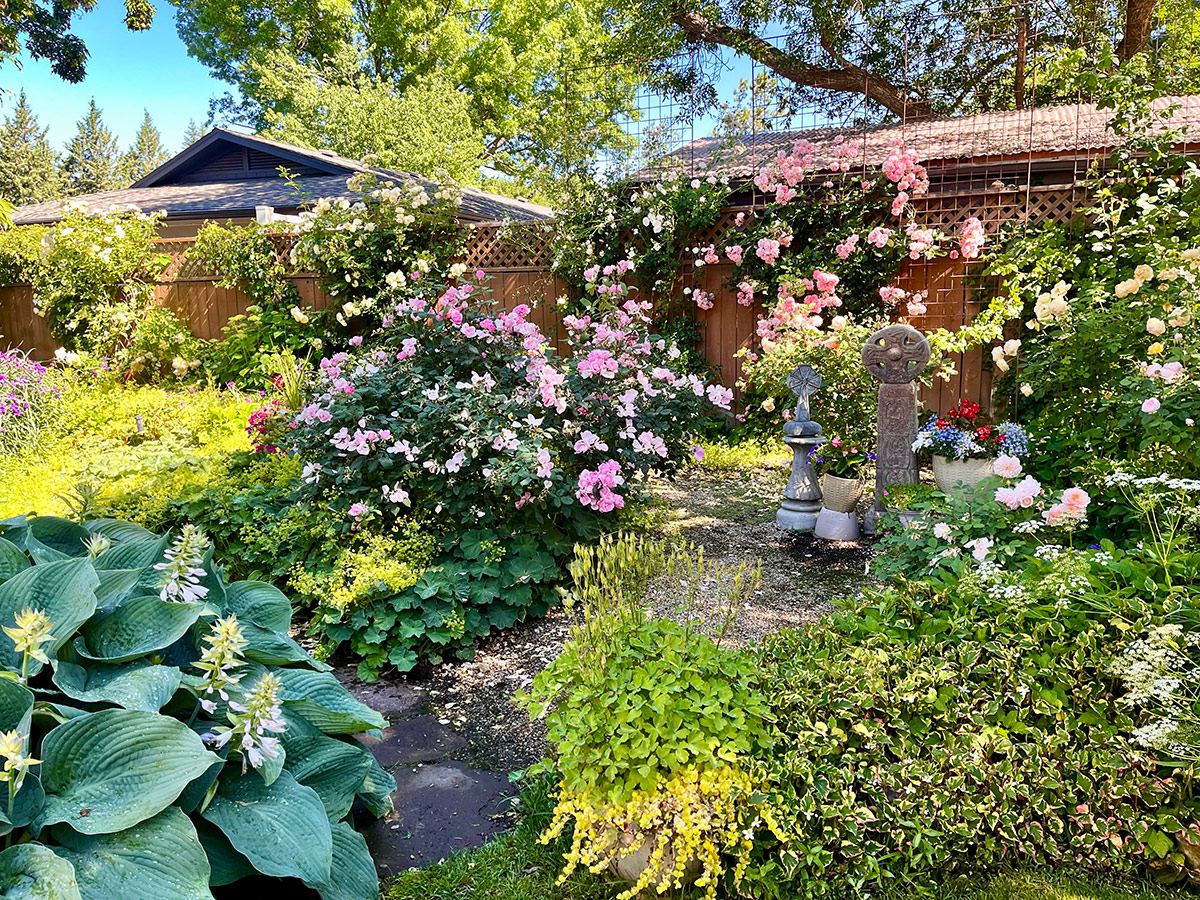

left=0, top=0, right=228, bottom=153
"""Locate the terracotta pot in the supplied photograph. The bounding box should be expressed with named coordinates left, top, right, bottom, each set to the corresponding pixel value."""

left=821, top=474, right=862, bottom=513
left=932, top=455, right=994, bottom=495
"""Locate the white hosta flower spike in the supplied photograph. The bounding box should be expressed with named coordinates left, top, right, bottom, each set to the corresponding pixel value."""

left=154, top=525, right=211, bottom=603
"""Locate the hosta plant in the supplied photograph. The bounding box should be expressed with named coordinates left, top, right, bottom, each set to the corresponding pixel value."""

left=0, top=513, right=394, bottom=900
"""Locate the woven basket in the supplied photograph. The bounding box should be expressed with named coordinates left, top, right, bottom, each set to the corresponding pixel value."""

left=821, top=474, right=862, bottom=513
left=932, top=455, right=994, bottom=496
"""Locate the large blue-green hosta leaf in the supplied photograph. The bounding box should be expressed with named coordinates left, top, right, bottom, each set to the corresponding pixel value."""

left=0, top=678, right=33, bottom=735
left=36, top=709, right=219, bottom=835
left=90, top=570, right=145, bottom=613
left=222, top=581, right=291, bottom=632
left=83, top=520, right=155, bottom=543
left=25, top=518, right=91, bottom=563
left=91, top=536, right=168, bottom=573
left=76, top=596, right=203, bottom=663
left=52, top=808, right=213, bottom=900
left=51, top=660, right=181, bottom=713
left=357, top=752, right=397, bottom=819
left=282, top=733, right=372, bottom=821
left=200, top=770, right=331, bottom=885
left=274, top=669, right=385, bottom=733
left=240, top=625, right=328, bottom=670
left=307, top=822, right=378, bottom=900
left=0, top=843, right=81, bottom=899
left=192, top=819, right=255, bottom=887
left=0, top=775, right=44, bottom=834
left=0, top=560, right=98, bottom=676
left=0, top=539, right=30, bottom=583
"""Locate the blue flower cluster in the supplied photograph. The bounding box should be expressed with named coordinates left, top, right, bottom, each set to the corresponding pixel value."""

left=996, top=422, right=1030, bottom=457
left=912, top=417, right=1029, bottom=461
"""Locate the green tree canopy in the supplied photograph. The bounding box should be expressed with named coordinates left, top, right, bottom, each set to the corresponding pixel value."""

left=1, top=0, right=154, bottom=85
left=119, top=110, right=170, bottom=184
left=0, top=91, right=61, bottom=204
left=61, top=99, right=120, bottom=196
left=253, top=49, right=487, bottom=184
left=608, top=0, right=1200, bottom=121
left=169, top=0, right=637, bottom=193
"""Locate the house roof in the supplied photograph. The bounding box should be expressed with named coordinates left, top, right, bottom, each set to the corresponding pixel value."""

left=13, top=128, right=554, bottom=225
left=654, top=95, right=1200, bottom=179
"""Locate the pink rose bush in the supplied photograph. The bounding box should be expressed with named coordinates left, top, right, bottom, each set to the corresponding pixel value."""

left=290, top=273, right=731, bottom=536
left=287, top=270, right=732, bottom=674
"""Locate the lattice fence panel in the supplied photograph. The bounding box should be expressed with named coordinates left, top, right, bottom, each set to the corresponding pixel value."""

left=463, top=222, right=555, bottom=270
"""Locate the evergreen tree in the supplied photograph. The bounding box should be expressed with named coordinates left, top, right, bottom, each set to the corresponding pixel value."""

left=61, top=99, right=120, bottom=196
left=118, top=110, right=170, bottom=183
left=182, top=118, right=204, bottom=150
left=0, top=91, right=60, bottom=204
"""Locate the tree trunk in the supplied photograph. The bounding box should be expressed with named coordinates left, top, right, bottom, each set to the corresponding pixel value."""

left=1118, top=0, right=1158, bottom=61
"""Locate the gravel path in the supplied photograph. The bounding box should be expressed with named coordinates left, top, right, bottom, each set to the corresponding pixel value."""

left=404, top=462, right=876, bottom=773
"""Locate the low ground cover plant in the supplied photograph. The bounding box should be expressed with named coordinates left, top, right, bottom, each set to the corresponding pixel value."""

left=0, top=514, right=394, bottom=899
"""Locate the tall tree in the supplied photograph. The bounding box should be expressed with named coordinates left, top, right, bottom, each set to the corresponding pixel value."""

left=119, top=110, right=170, bottom=183
left=255, top=50, right=487, bottom=184
left=61, top=99, right=120, bottom=196
left=609, top=0, right=1198, bottom=121
left=1, top=0, right=154, bottom=86
left=0, top=91, right=61, bottom=204
left=168, top=0, right=637, bottom=191
left=182, top=118, right=204, bottom=149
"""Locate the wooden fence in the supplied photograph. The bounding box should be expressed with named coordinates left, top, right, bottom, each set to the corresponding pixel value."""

left=0, top=183, right=1081, bottom=407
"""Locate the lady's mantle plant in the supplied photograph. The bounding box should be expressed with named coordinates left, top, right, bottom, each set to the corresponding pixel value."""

left=0, top=513, right=393, bottom=900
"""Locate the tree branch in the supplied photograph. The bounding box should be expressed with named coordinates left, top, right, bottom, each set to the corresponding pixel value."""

left=670, top=8, right=936, bottom=120
left=1117, top=0, right=1157, bottom=61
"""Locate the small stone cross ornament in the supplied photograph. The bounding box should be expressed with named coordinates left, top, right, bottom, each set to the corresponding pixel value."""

left=786, top=364, right=821, bottom=422
left=783, top=364, right=822, bottom=437
left=861, top=324, right=930, bottom=510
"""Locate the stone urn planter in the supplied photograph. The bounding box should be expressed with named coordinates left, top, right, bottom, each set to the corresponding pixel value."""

left=609, top=826, right=701, bottom=889
left=932, top=455, right=993, bottom=495
left=821, top=474, right=862, bottom=513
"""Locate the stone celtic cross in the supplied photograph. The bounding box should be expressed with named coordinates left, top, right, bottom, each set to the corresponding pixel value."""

left=786, top=364, right=821, bottom=425
left=861, top=323, right=930, bottom=512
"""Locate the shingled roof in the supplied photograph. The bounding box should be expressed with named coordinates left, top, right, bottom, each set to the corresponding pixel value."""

left=13, top=129, right=554, bottom=226
left=655, top=95, right=1200, bottom=179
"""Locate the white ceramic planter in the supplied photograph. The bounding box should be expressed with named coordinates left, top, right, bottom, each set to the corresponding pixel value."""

left=932, top=455, right=994, bottom=495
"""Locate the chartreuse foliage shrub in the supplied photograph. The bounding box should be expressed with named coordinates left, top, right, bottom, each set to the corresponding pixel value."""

left=0, top=513, right=393, bottom=900
left=518, top=535, right=769, bottom=899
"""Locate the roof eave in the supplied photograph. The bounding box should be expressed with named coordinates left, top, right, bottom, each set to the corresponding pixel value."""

left=131, top=128, right=358, bottom=188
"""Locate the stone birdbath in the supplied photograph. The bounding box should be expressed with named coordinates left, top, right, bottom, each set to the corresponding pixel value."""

left=775, top=364, right=823, bottom=532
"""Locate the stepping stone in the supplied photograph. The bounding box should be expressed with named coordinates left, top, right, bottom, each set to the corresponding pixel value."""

left=358, top=715, right=466, bottom=770
left=362, top=761, right=513, bottom=873
left=345, top=680, right=427, bottom=722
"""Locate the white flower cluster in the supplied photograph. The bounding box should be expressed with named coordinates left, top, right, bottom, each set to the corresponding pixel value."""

left=1113, top=624, right=1187, bottom=705
left=153, top=525, right=210, bottom=603
left=214, top=672, right=286, bottom=773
